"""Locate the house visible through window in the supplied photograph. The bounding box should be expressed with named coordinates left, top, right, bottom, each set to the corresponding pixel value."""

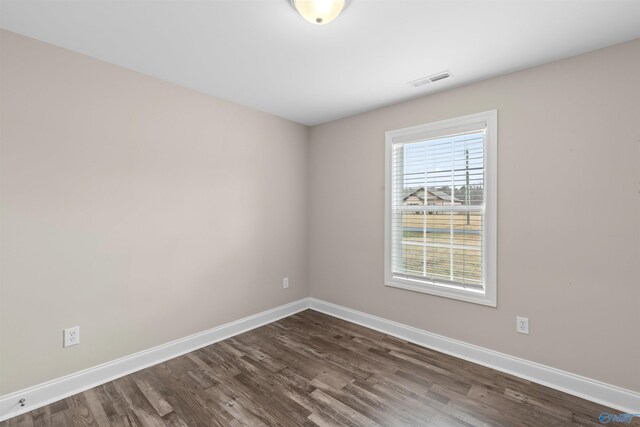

left=384, top=110, right=497, bottom=306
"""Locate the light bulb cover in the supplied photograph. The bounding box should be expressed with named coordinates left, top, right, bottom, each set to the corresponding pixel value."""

left=289, top=0, right=350, bottom=25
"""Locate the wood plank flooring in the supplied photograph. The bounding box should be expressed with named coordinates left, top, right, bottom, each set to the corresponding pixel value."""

left=2, top=310, right=636, bottom=426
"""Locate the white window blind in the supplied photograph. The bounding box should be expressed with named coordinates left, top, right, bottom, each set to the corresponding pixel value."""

left=385, top=111, right=497, bottom=306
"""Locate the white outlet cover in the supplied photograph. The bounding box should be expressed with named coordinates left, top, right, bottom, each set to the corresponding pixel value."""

left=64, top=326, right=80, bottom=347
left=516, top=317, right=529, bottom=334
left=283, top=277, right=289, bottom=289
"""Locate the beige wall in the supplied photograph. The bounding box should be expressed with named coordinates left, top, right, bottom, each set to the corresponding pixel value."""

left=0, top=30, right=309, bottom=394
left=309, top=39, right=640, bottom=392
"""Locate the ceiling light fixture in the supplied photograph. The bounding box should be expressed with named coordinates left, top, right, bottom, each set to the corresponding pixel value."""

left=289, top=0, right=350, bottom=25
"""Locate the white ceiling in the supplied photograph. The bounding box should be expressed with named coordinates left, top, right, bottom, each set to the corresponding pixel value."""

left=2, top=0, right=640, bottom=126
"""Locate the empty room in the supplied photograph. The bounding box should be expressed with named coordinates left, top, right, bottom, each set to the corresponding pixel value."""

left=1, top=0, right=639, bottom=425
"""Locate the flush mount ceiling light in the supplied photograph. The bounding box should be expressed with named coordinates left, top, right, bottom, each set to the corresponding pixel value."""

left=289, top=0, right=350, bottom=25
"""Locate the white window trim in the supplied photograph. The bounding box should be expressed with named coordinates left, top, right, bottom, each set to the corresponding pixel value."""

left=384, top=110, right=497, bottom=307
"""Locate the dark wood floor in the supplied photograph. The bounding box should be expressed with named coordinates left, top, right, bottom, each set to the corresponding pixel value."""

left=2, top=310, right=635, bottom=426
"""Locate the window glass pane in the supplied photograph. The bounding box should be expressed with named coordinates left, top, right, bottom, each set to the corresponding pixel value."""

left=452, top=211, right=483, bottom=285
left=453, top=133, right=485, bottom=206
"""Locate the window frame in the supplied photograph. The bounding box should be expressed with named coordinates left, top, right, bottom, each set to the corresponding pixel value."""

left=384, top=110, right=497, bottom=307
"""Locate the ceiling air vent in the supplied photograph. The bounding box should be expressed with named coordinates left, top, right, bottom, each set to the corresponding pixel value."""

left=408, top=71, right=452, bottom=87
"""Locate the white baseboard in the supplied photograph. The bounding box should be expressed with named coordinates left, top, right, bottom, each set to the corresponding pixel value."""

left=2, top=297, right=637, bottom=422
left=0, top=298, right=311, bottom=422
left=308, top=298, right=640, bottom=414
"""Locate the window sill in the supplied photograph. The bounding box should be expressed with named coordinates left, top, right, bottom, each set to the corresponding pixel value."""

left=385, top=276, right=497, bottom=307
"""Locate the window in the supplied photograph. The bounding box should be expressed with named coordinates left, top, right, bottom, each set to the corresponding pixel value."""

left=384, top=110, right=497, bottom=306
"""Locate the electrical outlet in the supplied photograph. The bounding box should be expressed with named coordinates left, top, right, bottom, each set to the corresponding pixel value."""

left=64, top=326, right=80, bottom=347
left=283, top=277, right=289, bottom=289
left=516, top=317, right=529, bottom=334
